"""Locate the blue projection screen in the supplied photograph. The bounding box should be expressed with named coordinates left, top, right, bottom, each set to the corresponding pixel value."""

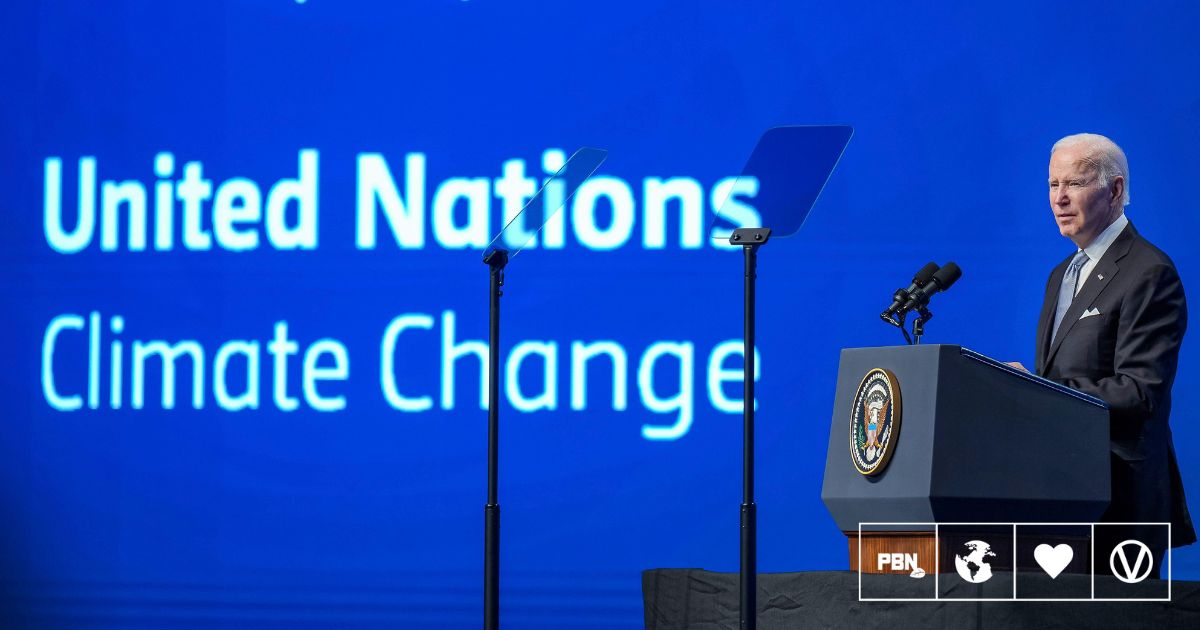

left=2, top=1, right=1199, bottom=627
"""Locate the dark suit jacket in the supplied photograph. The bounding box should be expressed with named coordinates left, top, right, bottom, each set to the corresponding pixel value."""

left=1036, top=222, right=1195, bottom=547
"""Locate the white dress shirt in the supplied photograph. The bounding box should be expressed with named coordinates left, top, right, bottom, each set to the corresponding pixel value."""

left=1074, top=213, right=1129, bottom=296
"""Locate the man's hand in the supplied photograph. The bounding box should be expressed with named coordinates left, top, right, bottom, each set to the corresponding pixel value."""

left=1005, top=361, right=1030, bottom=372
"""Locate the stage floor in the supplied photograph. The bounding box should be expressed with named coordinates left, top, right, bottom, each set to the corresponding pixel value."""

left=642, top=569, right=1199, bottom=629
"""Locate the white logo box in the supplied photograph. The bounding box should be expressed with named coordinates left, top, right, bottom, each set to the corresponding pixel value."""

left=856, top=522, right=1172, bottom=602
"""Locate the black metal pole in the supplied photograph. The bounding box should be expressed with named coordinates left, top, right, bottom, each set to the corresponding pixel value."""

left=741, top=241, right=757, bottom=630
left=912, top=306, right=932, bottom=345
left=483, top=249, right=507, bottom=630
left=729, top=227, right=768, bottom=630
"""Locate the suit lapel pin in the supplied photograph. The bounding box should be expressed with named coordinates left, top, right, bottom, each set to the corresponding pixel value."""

left=1097, top=274, right=1105, bottom=281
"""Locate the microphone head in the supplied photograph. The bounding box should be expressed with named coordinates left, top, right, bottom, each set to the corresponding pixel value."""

left=932, top=262, right=962, bottom=291
left=885, top=262, right=947, bottom=324
left=913, top=262, right=940, bottom=286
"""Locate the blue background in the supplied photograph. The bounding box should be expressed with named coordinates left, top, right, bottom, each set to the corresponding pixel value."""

left=3, top=1, right=1199, bottom=627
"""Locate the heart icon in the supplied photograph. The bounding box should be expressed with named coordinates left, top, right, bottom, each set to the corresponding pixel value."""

left=1034, top=543, right=1074, bottom=579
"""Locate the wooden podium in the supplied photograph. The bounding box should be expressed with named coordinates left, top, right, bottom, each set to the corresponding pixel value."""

left=821, top=345, right=1109, bottom=575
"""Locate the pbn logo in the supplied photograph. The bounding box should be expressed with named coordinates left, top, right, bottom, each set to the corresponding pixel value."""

left=877, top=552, right=924, bottom=578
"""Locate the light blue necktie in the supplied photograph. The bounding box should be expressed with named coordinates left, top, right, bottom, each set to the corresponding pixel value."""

left=1052, top=250, right=1090, bottom=342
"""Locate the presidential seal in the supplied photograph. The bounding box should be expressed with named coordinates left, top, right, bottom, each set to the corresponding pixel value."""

left=850, top=368, right=902, bottom=476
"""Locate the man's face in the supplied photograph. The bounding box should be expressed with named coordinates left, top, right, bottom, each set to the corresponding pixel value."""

left=1048, top=146, right=1123, bottom=248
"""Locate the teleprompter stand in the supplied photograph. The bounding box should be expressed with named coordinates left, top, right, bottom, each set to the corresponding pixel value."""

left=478, top=148, right=606, bottom=630
left=730, top=227, right=770, bottom=630
left=482, top=248, right=506, bottom=630
left=710, top=126, right=853, bottom=630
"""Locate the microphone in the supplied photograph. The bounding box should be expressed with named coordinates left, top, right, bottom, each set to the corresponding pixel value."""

left=880, top=262, right=940, bottom=327
left=902, top=262, right=962, bottom=313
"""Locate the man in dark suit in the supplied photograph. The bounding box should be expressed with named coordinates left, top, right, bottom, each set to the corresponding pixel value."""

left=1034, top=133, right=1194, bottom=577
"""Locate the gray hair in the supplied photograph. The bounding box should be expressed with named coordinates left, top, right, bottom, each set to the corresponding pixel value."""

left=1051, top=133, right=1130, bottom=206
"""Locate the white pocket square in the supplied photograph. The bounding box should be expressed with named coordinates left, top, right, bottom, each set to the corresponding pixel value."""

left=1079, top=308, right=1101, bottom=319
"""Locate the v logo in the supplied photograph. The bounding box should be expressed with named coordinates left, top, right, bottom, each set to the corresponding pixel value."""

left=1110, top=540, right=1153, bottom=583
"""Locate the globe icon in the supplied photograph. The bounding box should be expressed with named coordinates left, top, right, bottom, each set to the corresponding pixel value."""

left=953, top=540, right=996, bottom=583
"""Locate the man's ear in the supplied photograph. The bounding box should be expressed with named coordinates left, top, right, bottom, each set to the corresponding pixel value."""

left=1110, top=175, right=1126, bottom=207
